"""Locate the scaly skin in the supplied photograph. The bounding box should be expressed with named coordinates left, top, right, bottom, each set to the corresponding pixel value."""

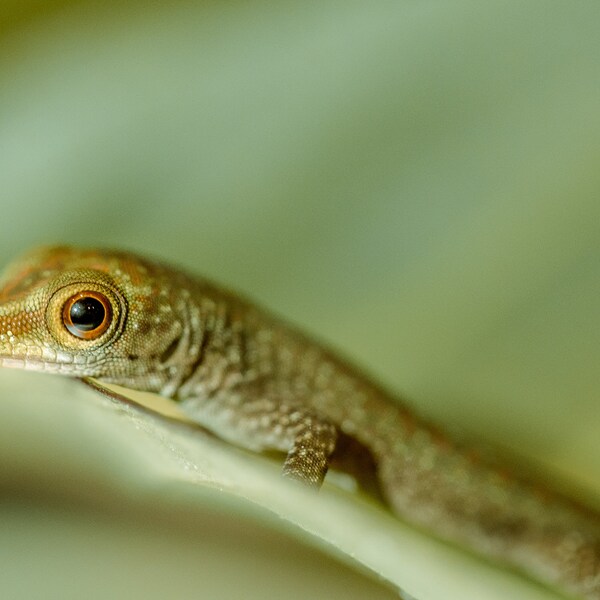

left=0, top=245, right=598, bottom=599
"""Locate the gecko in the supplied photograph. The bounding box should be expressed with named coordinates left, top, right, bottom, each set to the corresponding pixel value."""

left=0, top=245, right=597, bottom=599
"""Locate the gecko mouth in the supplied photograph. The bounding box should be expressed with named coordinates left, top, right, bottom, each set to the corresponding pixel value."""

left=0, top=344, right=96, bottom=376
left=0, top=354, right=74, bottom=374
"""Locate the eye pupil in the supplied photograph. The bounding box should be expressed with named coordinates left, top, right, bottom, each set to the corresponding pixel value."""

left=62, top=291, right=112, bottom=339
left=69, top=298, right=106, bottom=331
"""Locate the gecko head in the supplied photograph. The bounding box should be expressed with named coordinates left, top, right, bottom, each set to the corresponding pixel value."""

left=0, top=245, right=187, bottom=391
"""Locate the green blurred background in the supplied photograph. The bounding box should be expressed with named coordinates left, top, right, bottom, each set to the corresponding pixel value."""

left=0, top=1, right=599, bottom=598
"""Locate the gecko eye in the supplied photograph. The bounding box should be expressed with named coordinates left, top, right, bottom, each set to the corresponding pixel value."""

left=62, top=291, right=112, bottom=339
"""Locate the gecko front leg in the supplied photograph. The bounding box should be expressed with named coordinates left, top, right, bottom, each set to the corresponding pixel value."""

left=281, top=414, right=338, bottom=487
left=179, top=388, right=338, bottom=488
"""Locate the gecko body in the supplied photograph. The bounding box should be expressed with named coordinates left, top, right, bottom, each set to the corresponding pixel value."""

left=0, top=246, right=598, bottom=599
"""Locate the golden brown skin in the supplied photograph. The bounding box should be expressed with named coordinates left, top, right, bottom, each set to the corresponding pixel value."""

left=0, top=245, right=598, bottom=599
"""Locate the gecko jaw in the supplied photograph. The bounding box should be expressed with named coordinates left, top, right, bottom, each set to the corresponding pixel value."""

left=0, top=354, right=74, bottom=374
left=0, top=344, right=96, bottom=375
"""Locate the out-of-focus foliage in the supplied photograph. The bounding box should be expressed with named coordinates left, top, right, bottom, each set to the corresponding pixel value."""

left=0, top=2, right=598, bottom=599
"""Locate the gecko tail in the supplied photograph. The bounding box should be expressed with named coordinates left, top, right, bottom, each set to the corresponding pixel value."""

left=375, top=442, right=600, bottom=599
left=522, top=531, right=600, bottom=600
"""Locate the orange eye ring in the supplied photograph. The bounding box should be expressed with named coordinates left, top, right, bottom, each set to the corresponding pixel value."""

left=62, top=291, right=112, bottom=340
